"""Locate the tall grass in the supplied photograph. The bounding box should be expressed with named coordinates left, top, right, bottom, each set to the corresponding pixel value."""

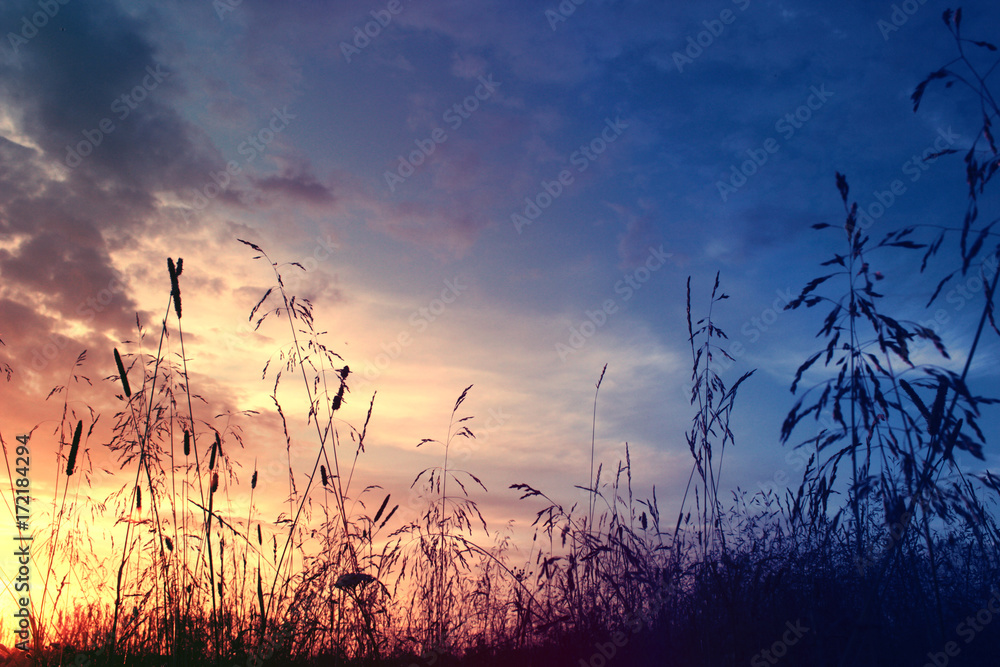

left=7, top=231, right=1000, bottom=667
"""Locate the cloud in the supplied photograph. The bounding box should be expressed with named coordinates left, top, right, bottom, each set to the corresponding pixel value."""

left=0, top=0, right=342, bottom=361
left=612, top=200, right=665, bottom=269
left=254, top=172, right=337, bottom=206
left=0, top=1, right=233, bottom=353
left=2, top=2, right=221, bottom=189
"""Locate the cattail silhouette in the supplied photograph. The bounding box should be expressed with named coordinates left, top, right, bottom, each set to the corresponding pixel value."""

left=209, top=432, right=219, bottom=470
left=379, top=504, right=398, bottom=529
left=136, top=486, right=142, bottom=510
left=251, top=469, right=258, bottom=489
left=167, top=257, right=182, bottom=319
left=257, top=571, right=264, bottom=617
left=114, top=348, right=131, bottom=398
left=211, top=472, right=219, bottom=494
left=66, top=420, right=82, bottom=476
left=320, top=465, right=329, bottom=487
left=373, top=494, right=390, bottom=525
left=183, top=430, right=191, bottom=456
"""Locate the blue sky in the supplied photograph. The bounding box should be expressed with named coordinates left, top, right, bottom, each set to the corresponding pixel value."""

left=1, top=0, right=999, bottom=565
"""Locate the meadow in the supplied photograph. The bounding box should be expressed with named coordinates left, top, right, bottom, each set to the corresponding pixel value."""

left=3, top=9, right=1000, bottom=667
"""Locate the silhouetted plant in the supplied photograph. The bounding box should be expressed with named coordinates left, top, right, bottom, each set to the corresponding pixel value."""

left=782, top=9, right=1000, bottom=662
left=0, top=336, right=12, bottom=382
left=678, top=272, right=754, bottom=560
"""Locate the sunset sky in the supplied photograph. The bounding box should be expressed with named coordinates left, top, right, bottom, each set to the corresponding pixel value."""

left=2, top=0, right=1000, bottom=620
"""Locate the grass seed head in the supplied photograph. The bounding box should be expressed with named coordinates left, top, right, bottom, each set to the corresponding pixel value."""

left=66, top=420, right=82, bottom=476
left=114, top=348, right=131, bottom=398
left=210, top=433, right=219, bottom=470
left=167, top=258, right=182, bottom=319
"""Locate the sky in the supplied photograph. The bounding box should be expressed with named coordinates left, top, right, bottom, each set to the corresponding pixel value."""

left=1, top=0, right=1000, bottom=618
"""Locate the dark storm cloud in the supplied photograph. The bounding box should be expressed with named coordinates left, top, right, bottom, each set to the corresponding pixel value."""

left=1, top=1, right=221, bottom=192
left=0, top=130, right=140, bottom=336
left=0, top=0, right=229, bottom=348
